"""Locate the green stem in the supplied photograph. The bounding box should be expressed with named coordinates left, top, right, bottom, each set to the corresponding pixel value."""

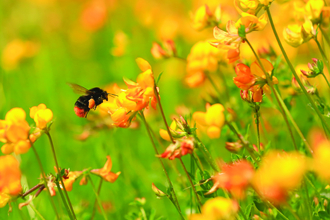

left=29, top=204, right=46, bottom=220
left=302, top=179, right=312, bottom=219
left=314, top=37, right=330, bottom=71
left=254, top=104, right=261, bottom=152
left=320, top=28, right=330, bottom=46
left=91, top=179, right=103, bottom=220
left=205, top=72, right=223, bottom=104
left=55, top=181, right=73, bottom=220
left=286, top=205, right=301, bottom=220
left=322, top=73, right=330, bottom=89
left=239, top=208, right=248, bottom=220
left=273, top=89, right=313, bottom=154
left=266, top=201, right=289, bottom=220
left=139, top=112, right=184, bottom=219
left=266, top=6, right=330, bottom=133
left=245, top=38, right=298, bottom=151
left=153, top=81, right=175, bottom=144
left=45, top=131, right=76, bottom=219
left=179, top=158, right=202, bottom=209
left=30, top=143, right=59, bottom=219
left=87, top=176, right=108, bottom=220
left=225, top=121, right=258, bottom=161
left=193, top=135, right=219, bottom=172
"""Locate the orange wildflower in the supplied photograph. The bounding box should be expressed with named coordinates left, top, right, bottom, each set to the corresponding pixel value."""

left=190, top=197, right=239, bottom=220
left=30, top=104, right=53, bottom=130
left=151, top=40, right=176, bottom=59
left=234, top=59, right=278, bottom=102
left=206, top=160, right=254, bottom=199
left=91, top=156, right=121, bottom=183
left=160, top=137, right=194, bottom=160
left=80, top=0, right=107, bottom=31
left=193, top=103, right=225, bottom=139
left=0, top=155, right=22, bottom=207
left=0, top=108, right=31, bottom=155
left=61, top=171, right=83, bottom=192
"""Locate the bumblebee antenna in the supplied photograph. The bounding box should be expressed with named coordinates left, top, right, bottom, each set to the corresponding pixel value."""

left=107, top=93, right=118, bottom=98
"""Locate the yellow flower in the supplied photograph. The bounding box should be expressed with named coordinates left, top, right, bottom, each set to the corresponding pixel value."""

left=193, top=103, right=225, bottom=139
left=253, top=151, right=307, bottom=205
left=236, top=12, right=268, bottom=32
left=312, top=140, right=330, bottom=181
left=283, top=18, right=315, bottom=47
left=186, top=40, right=225, bottom=87
left=0, top=108, right=31, bottom=155
left=62, top=171, right=83, bottom=192
left=91, top=156, right=121, bottom=183
left=30, top=104, right=53, bottom=130
left=190, top=197, right=238, bottom=220
left=191, top=5, right=221, bottom=31
left=0, top=193, right=11, bottom=208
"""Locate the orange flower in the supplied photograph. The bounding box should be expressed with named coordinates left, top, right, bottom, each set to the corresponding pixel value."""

left=160, top=137, right=194, bottom=160
left=91, top=156, right=121, bottom=183
left=206, top=160, right=254, bottom=199
left=151, top=40, right=176, bottom=59
left=234, top=59, right=278, bottom=102
left=0, top=108, right=31, bottom=155
left=62, top=171, right=83, bottom=192
left=252, top=151, right=307, bottom=205
left=80, top=0, right=107, bottom=31
left=123, top=58, right=157, bottom=111
left=30, top=104, right=53, bottom=130
left=190, top=197, right=239, bottom=220
left=193, top=103, right=225, bottom=139
left=0, top=155, right=22, bottom=207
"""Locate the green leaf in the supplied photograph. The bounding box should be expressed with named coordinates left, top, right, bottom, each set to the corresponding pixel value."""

left=238, top=24, right=246, bottom=38
left=318, top=211, right=330, bottom=219
left=272, top=55, right=282, bottom=77
left=156, top=72, right=164, bottom=84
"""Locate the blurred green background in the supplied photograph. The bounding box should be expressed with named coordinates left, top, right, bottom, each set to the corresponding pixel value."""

left=1, top=0, right=328, bottom=219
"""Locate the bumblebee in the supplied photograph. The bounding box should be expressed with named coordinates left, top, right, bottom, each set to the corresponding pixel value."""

left=68, top=83, right=109, bottom=118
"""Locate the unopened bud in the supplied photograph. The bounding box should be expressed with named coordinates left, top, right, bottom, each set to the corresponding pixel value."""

left=225, top=141, right=243, bottom=153
left=151, top=183, right=167, bottom=197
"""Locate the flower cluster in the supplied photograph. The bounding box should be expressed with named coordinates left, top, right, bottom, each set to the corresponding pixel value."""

left=191, top=5, right=221, bottom=31
left=101, top=58, right=157, bottom=128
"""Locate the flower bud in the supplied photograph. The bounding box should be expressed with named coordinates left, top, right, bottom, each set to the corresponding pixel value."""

left=225, top=141, right=243, bottom=153
left=151, top=183, right=167, bottom=197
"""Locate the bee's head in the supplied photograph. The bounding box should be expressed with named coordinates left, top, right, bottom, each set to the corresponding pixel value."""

left=103, top=91, right=108, bottom=101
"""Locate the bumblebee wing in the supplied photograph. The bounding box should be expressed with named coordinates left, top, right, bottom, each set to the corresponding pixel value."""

left=67, top=83, right=91, bottom=95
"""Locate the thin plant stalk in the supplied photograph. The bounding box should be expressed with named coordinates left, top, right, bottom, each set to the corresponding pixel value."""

left=273, top=89, right=313, bottom=154
left=29, top=204, right=46, bottom=220
left=179, top=158, right=203, bottom=208
left=45, top=130, right=76, bottom=219
left=225, top=121, right=258, bottom=161
left=314, top=37, right=330, bottom=72
left=55, top=181, right=74, bottom=220
left=286, top=205, right=301, bottom=220
left=245, top=38, right=298, bottom=151
left=302, top=179, right=312, bottom=219
left=266, top=6, right=330, bottom=133
left=205, top=72, right=223, bottom=104
left=266, top=201, right=289, bottom=220
left=139, top=112, right=184, bottom=219
left=193, top=135, right=219, bottom=172
left=239, top=208, right=248, bottom=220
left=87, top=176, right=108, bottom=220
left=30, top=143, right=59, bottom=219
left=254, top=104, right=261, bottom=152
left=91, top=179, right=103, bottom=220
left=320, top=27, right=330, bottom=46
left=321, top=73, right=330, bottom=89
